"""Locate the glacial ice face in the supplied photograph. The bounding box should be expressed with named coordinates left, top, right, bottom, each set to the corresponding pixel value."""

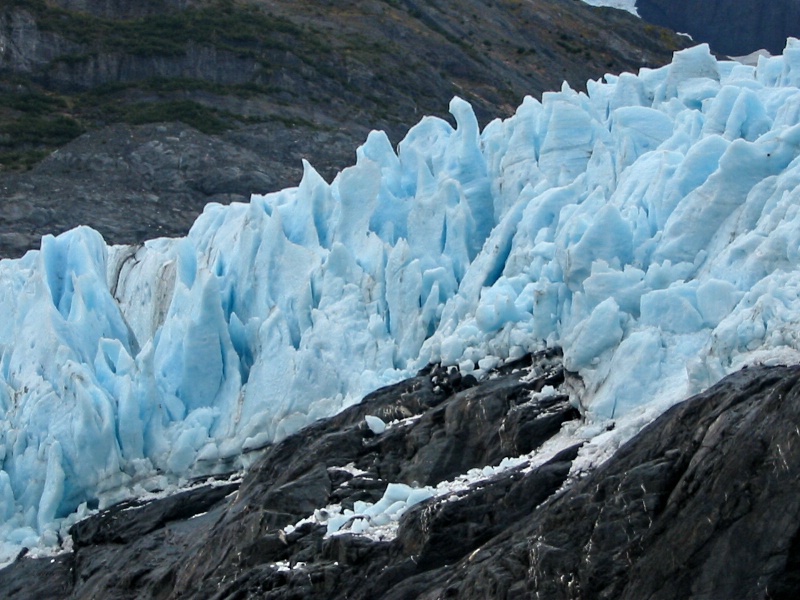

left=4, top=41, right=800, bottom=556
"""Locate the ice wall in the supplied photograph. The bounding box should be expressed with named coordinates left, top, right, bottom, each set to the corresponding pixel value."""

left=3, top=41, right=800, bottom=557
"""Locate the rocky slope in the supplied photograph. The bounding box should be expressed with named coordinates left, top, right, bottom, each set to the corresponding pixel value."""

left=636, top=0, right=800, bottom=56
left=0, top=0, right=689, bottom=258
left=1, top=352, right=798, bottom=598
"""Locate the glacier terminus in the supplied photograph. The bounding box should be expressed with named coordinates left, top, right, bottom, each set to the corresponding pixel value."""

left=3, top=41, right=800, bottom=563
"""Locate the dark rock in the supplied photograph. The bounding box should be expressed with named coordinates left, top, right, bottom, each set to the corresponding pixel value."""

left=51, top=0, right=192, bottom=20
left=0, top=553, right=74, bottom=600
left=69, top=480, right=239, bottom=546
left=397, top=444, right=581, bottom=570
left=0, top=8, right=83, bottom=73
left=637, top=0, right=800, bottom=56
left=411, top=365, right=800, bottom=599
left=260, top=462, right=332, bottom=517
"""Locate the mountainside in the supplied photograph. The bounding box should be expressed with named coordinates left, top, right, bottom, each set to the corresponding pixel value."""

left=0, top=0, right=689, bottom=258
left=636, top=0, right=800, bottom=56
left=2, top=358, right=799, bottom=599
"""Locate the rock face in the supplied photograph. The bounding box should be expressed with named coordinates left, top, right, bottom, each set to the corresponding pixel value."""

left=421, top=364, right=800, bottom=600
left=637, top=0, right=800, bottom=56
left=0, top=8, right=82, bottom=72
left=50, top=0, right=197, bottom=20
left=0, top=121, right=361, bottom=255
left=0, top=0, right=689, bottom=258
left=2, top=354, right=799, bottom=599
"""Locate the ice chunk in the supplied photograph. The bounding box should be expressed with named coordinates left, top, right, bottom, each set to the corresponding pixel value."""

left=612, top=106, right=673, bottom=168
left=365, top=415, right=386, bottom=435
left=659, top=44, right=720, bottom=102
left=640, top=285, right=705, bottom=334
left=564, top=298, right=624, bottom=371
left=696, top=279, right=742, bottom=327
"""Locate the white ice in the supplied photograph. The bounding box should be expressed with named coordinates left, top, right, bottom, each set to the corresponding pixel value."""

left=579, top=0, right=638, bottom=16
left=3, top=40, right=800, bottom=562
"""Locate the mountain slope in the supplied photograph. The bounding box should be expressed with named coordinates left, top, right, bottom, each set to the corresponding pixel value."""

left=636, top=0, right=800, bottom=56
left=0, top=0, right=689, bottom=257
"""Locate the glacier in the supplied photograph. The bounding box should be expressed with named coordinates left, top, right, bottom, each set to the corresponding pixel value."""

left=4, top=40, right=800, bottom=561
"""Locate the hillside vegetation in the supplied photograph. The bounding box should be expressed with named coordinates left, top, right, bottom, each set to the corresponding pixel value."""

left=0, top=0, right=688, bottom=256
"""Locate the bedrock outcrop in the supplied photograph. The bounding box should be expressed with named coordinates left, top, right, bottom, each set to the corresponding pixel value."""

left=1, top=355, right=799, bottom=599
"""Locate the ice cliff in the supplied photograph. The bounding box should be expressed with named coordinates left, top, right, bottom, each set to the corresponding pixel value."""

left=3, top=41, right=800, bottom=560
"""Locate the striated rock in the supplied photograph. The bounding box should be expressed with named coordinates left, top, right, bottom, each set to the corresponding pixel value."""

left=0, top=8, right=83, bottom=73
left=2, top=357, right=800, bottom=598
left=396, top=444, right=581, bottom=571
left=412, top=364, right=800, bottom=599
left=0, top=351, right=578, bottom=598
left=44, top=45, right=263, bottom=92
left=69, top=481, right=239, bottom=547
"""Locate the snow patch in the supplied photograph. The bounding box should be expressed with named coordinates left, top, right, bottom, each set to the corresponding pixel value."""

left=579, top=0, right=638, bottom=16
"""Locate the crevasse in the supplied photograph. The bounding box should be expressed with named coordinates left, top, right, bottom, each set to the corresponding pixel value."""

left=2, top=41, right=800, bottom=559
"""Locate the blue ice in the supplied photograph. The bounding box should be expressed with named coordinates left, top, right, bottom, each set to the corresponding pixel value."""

left=2, top=40, right=800, bottom=558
